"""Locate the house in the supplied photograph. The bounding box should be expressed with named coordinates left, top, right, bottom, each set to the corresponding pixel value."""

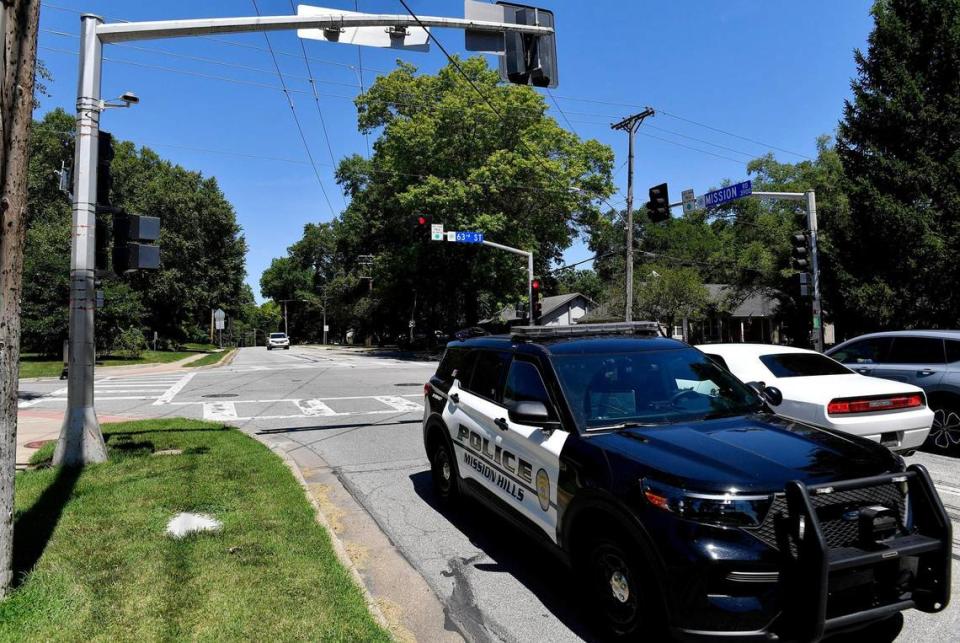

left=481, top=292, right=596, bottom=327
left=695, top=284, right=782, bottom=344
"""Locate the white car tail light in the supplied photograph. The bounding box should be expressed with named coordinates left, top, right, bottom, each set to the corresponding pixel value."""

left=827, top=394, right=924, bottom=415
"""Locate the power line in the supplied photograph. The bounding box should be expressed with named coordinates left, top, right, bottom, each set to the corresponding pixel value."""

left=287, top=0, right=345, bottom=207
left=251, top=0, right=335, bottom=215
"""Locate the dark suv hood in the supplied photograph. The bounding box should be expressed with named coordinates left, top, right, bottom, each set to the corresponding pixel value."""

left=594, top=413, right=901, bottom=494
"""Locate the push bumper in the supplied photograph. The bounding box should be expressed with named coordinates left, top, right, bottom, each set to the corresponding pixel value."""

left=670, top=464, right=951, bottom=642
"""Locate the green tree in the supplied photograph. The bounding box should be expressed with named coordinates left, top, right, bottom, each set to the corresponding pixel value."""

left=323, top=57, right=614, bottom=336
left=836, top=0, right=960, bottom=332
left=555, top=268, right=603, bottom=302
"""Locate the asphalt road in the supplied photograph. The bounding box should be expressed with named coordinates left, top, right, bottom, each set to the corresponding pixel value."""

left=19, top=346, right=960, bottom=642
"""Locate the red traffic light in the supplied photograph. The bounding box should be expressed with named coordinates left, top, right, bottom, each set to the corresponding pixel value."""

left=531, top=279, right=540, bottom=290
left=417, top=215, right=428, bottom=226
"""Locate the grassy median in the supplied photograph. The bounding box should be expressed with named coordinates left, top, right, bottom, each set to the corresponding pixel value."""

left=183, top=348, right=235, bottom=368
left=19, top=350, right=202, bottom=379
left=2, top=419, right=388, bottom=641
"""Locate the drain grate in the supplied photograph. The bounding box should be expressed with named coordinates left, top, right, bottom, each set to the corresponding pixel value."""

left=202, top=393, right=238, bottom=398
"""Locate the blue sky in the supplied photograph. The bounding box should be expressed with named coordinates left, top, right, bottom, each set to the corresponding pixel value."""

left=36, top=1, right=874, bottom=302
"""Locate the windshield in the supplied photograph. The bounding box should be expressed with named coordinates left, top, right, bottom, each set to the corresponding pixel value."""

left=270, top=333, right=287, bottom=339
left=551, top=348, right=764, bottom=430
left=759, top=353, right=850, bottom=378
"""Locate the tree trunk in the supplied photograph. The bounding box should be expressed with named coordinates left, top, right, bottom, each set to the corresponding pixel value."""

left=0, top=0, right=42, bottom=599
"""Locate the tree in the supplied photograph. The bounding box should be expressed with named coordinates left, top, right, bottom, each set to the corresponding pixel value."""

left=308, top=57, right=614, bottom=338
left=555, top=268, right=603, bottom=303
left=836, top=0, right=960, bottom=332
left=1, top=0, right=43, bottom=599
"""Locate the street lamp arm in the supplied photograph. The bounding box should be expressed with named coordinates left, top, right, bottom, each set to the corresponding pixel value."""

left=96, top=12, right=553, bottom=44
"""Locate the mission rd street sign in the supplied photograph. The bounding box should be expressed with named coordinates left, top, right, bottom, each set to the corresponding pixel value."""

left=697, top=180, right=753, bottom=209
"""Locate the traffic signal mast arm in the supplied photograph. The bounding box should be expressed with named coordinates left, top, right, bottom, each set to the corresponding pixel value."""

left=95, top=11, right=553, bottom=44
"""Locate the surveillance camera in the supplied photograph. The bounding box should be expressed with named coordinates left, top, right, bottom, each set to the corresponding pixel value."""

left=120, top=91, right=139, bottom=104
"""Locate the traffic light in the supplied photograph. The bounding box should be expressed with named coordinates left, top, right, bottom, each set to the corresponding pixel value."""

left=415, top=214, right=431, bottom=233
left=791, top=232, right=809, bottom=270
left=97, top=131, right=114, bottom=206
left=531, top=278, right=542, bottom=323
left=113, top=212, right=160, bottom=273
left=647, top=183, right=670, bottom=223
left=497, top=3, right=558, bottom=88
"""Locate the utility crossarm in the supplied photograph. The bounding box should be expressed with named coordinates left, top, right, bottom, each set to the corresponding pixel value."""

left=96, top=13, right=553, bottom=44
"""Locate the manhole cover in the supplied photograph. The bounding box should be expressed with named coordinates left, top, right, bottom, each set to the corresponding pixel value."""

left=25, top=439, right=54, bottom=449
left=202, top=393, right=238, bottom=398
left=394, top=383, right=422, bottom=387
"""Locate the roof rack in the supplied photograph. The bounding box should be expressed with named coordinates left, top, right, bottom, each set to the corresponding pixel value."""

left=510, top=322, right=663, bottom=342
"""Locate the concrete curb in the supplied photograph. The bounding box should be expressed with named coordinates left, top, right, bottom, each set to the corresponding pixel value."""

left=268, top=443, right=394, bottom=637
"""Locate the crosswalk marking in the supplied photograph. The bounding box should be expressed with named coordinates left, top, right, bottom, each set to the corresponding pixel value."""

left=373, top=396, right=424, bottom=413
left=154, top=372, right=196, bottom=405
left=203, top=402, right=237, bottom=421
left=295, top=399, right=339, bottom=416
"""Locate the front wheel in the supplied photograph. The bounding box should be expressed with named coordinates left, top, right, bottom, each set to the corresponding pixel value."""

left=428, top=436, right=459, bottom=506
left=581, top=535, right=664, bottom=640
left=284, top=346, right=290, bottom=350
left=925, top=405, right=960, bottom=453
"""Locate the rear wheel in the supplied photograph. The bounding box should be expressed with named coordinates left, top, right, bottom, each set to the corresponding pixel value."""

left=428, top=435, right=459, bottom=506
left=926, top=404, right=960, bottom=453
left=581, top=534, right=663, bottom=640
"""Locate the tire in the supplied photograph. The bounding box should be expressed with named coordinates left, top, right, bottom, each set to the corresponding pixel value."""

left=925, top=404, right=960, bottom=454
left=428, top=434, right=459, bottom=506
left=580, top=534, right=664, bottom=640
left=285, top=346, right=290, bottom=350
left=267, top=346, right=272, bottom=351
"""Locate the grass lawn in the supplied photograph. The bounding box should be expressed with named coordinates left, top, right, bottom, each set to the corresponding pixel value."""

left=20, top=350, right=202, bottom=379
left=184, top=348, right=235, bottom=368
left=3, top=419, right=388, bottom=641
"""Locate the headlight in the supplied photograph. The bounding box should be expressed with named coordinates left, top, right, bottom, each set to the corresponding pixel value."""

left=641, top=479, right=773, bottom=527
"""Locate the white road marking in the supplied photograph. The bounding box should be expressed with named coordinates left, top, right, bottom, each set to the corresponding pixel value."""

left=203, top=402, right=238, bottom=421
left=153, top=372, right=197, bottom=406
left=373, top=396, right=424, bottom=412
left=295, top=399, right=339, bottom=416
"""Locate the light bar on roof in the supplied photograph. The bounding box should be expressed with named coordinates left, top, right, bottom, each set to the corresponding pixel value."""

left=511, top=322, right=663, bottom=342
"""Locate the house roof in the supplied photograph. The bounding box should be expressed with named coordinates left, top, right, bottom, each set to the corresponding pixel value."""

left=481, top=292, right=595, bottom=324
left=705, top=284, right=778, bottom=318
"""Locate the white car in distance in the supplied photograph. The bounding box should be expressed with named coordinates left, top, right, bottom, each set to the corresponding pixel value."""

left=267, top=332, right=290, bottom=350
left=697, top=344, right=933, bottom=453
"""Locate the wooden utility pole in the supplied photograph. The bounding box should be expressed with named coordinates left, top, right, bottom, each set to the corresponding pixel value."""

left=0, top=0, right=42, bottom=598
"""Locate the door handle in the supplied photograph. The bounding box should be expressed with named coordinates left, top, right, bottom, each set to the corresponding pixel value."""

left=919, top=369, right=935, bottom=376
left=855, top=368, right=871, bottom=375
left=449, top=393, right=459, bottom=404
left=494, top=418, right=508, bottom=431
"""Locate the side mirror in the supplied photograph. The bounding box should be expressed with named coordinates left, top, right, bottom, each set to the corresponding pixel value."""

left=747, top=381, right=783, bottom=407
left=508, top=400, right=551, bottom=425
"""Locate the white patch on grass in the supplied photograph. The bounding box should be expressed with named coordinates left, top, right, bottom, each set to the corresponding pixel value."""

left=166, top=512, right=222, bottom=538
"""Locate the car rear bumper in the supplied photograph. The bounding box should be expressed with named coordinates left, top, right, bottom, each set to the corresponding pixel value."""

left=814, top=407, right=933, bottom=451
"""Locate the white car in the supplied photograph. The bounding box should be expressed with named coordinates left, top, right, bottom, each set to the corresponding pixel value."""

left=696, top=343, right=933, bottom=453
left=267, top=332, right=290, bottom=350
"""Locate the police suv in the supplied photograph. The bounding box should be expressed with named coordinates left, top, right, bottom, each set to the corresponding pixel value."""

left=422, top=323, right=951, bottom=641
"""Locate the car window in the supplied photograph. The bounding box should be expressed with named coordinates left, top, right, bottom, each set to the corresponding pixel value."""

left=830, top=337, right=892, bottom=364
left=946, top=340, right=960, bottom=363
left=270, top=333, right=286, bottom=339
left=887, top=337, right=945, bottom=364
left=759, top=353, right=851, bottom=378
left=465, top=351, right=511, bottom=403
left=503, top=360, right=555, bottom=418
left=436, top=347, right=474, bottom=386
left=551, top=348, right=763, bottom=429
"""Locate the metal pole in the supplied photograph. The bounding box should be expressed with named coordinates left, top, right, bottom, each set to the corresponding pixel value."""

left=528, top=252, right=534, bottom=325
left=806, top=190, right=824, bottom=352
left=322, top=300, right=328, bottom=346
left=283, top=300, right=288, bottom=336
left=624, top=126, right=634, bottom=322
left=54, top=14, right=107, bottom=466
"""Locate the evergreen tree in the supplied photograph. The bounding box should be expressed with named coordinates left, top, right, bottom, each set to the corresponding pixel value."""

left=836, top=0, right=960, bottom=331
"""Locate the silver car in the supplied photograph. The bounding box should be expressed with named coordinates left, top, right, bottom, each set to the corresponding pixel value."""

left=267, top=332, right=290, bottom=350
left=827, top=330, right=960, bottom=452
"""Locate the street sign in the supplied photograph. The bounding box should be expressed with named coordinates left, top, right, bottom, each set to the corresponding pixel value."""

left=215, top=320, right=225, bottom=330
left=408, top=320, right=416, bottom=328
left=430, top=223, right=444, bottom=241
left=296, top=5, right=430, bottom=51
left=446, top=231, right=457, bottom=242
left=700, top=180, right=752, bottom=209
left=681, top=188, right=696, bottom=214
left=454, top=231, right=484, bottom=244
left=323, top=325, right=330, bottom=332
left=214, top=308, right=225, bottom=330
